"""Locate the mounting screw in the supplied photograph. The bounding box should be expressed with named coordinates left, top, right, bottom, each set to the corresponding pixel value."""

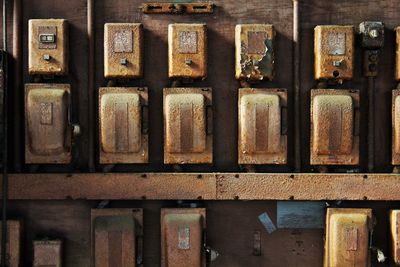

left=43, top=54, right=51, bottom=61
left=120, top=58, right=127, bottom=65
left=185, top=58, right=192, bottom=65
left=369, top=29, right=379, bottom=39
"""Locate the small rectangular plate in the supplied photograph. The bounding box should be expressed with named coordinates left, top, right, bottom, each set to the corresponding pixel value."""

left=390, top=210, right=400, bottom=264
left=392, top=90, right=400, bottom=164
left=0, top=220, right=22, bottom=267
left=33, top=240, right=62, bottom=267
left=277, top=201, right=324, bottom=229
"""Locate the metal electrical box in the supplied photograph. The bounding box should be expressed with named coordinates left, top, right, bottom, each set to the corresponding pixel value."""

left=235, top=24, right=275, bottom=81
left=390, top=210, right=400, bottom=265
left=396, top=27, right=400, bottom=81
left=324, top=208, right=372, bottom=267
left=25, top=84, right=71, bottom=164
left=91, top=209, right=143, bottom=267
left=163, top=87, right=212, bottom=164
left=104, top=23, right=143, bottom=79
left=99, top=87, right=148, bottom=164
left=28, top=19, right=68, bottom=75
left=161, top=208, right=206, bottom=267
left=314, top=25, right=354, bottom=81
left=393, top=90, right=400, bottom=165
left=310, top=89, right=359, bottom=165
left=168, top=23, right=207, bottom=80
left=33, top=240, right=62, bottom=267
left=238, top=88, right=287, bottom=164
left=0, top=220, right=22, bottom=267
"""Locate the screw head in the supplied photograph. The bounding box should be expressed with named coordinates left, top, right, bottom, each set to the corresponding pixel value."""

left=369, top=29, right=379, bottom=38
left=43, top=54, right=51, bottom=61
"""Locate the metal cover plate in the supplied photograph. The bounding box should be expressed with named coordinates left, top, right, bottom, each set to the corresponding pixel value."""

left=392, top=90, right=400, bottom=164
left=390, top=210, right=400, bottom=264
left=38, top=26, right=57, bottom=49
left=33, top=240, right=62, bottom=267
left=0, top=221, right=22, bottom=267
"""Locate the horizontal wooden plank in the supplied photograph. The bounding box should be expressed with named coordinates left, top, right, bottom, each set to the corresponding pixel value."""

left=4, top=173, right=400, bottom=200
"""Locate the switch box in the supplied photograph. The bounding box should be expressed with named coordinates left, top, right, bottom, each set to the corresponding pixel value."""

left=324, top=208, right=372, bottom=267
left=104, top=23, right=143, bottom=79
left=238, top=88, right=287, bottom=164
left=235, top=24, right=275, bottom=81
left=163, top=88, right=212, bottom=164
left=25, top=84, right=71, bottom=164
left=168, top=24, right=207, bottom=80
left=29, top=19, right=68, bottom=75
left=396, top=27, right=400, bottom=81
left=99, top=87, right=148, bottom=164
left=33, top=240, right=62, bottom=267
left=314, top=25, right=354, bottom=81
left=91, top=209, right=143, bottom=267
left=310, top=89, right=359, bottom=165
left=0, top=220, right=22, bottom=267
left=391, top=210, right=400, bottom=265
left=392, top=90, right=400, bottom=165
left=161, top=208, right=206, bottom=267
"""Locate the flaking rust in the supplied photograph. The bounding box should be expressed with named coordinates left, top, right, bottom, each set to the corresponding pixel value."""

left=235, top=24, right=275, bottom=81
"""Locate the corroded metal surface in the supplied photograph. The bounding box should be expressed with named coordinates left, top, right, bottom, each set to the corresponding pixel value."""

left=392, top=90, right=400, bottom=165
left=33, top=240, right=62, bottom=267
left=91, top=209, right=142, bottom=267
left=142, top=3, right=214, bottom=14
left=238, top=88, right=286, bottom=164
left=310, top=89, right=359, bottom=165
left=99, top=87, right=148, bottom=164
left=168, top=24, right=207, bottom=79
left=163, top=88, right=212, bottom=164
left=314, top=25, right=354, bottom=81
left=324, top=208, right=372, bottom=267
left=28, top=19, right=68, bottom=75
left=25, top=84, right=71, bottom=164
left=235, top=24, right=274, bottom=81
left=161, top=208, right=205, bottom=267
left=390, top=210, right=400, bottom=265
left=0, top=220, right=22, bottom=267
left=104, top=23, right=143, bottom=79
left=397, top=27, right=400, bottom=81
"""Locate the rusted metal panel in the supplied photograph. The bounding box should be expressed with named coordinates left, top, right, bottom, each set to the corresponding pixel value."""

left=324, top=208, right=372, bottom=267
left=390, top=210, right=400, bottom=265
left=235, top=24, right=275, bottom=81
left=99, top=87, right=148, bottom=164
left=25, top=84, right=71, bottom=164
left=161, top=208, right=206, bottom=267
left=396, top=27, right=400, bottom=81
left=310, top=89, right=359, bottom=165
left=33, top=240, right=62, bottom=267
left=393, top=90, right=400, bottom=165
left=104, top=23, right=143, bottom=79
left=0, top=220, right=22, bottom=267
left=168, top=24, right=207, bottom=80
left=164, top=88, right=212, bottom=164
left=238, top=88, right=287, bottom=164
left=314, top=25, right=354, bottom=82
left=91, top=208, right=143, bottom=267
left=28, top=19, right=68, bottom=75
left=142, top=3, right=214, bottom=14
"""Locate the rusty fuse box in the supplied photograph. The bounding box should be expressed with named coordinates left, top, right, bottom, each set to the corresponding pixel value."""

left=314, top=25, right=354, bottom=81
left=91, top=208, right=143, bottom=267
left=396, top=27, right=400, bottom=81
left=168, top=24, right=207, bottom=80
left=0, top=220, right=22, bottom=267
left=25, top=84, right=72, bottom=164
left=33, top=240, right=62, bottom=267
left=238, top=88, right=287, bottom=164
left=310, top=89, right=359, bottom=165
left=390, top=210, right=400, bottom=265
left=392, top=90, right=400, bottom=165
left=324, top=208, right=373, bottom=267
left=235, top=24, right=275, bottom=81
left=99, top=87, right=148, bottom=164
left=104, top=23, right=143, bottom=79
left=161, top=208, right=206, bottom=267
left=29, top=19, right=68, bottom=75
left=163, top=88, right=212, bottom=164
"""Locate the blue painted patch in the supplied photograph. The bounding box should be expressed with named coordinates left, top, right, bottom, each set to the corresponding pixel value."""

left=258, top=212, right=277, bottom=234
left=277, top=201, right=325, bottom=229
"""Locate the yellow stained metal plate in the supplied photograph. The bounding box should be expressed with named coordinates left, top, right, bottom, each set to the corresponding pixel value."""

left=390, top=210, right=400, bottom=265
left=238, top=88, right=287, bottom=164
left=104, top=23, right=143, bottom=79
left=168, top=24, right=207, bottom=80
left=28, top=19, right=68, bottom=75
left=393, top=90, right=400, bottom=165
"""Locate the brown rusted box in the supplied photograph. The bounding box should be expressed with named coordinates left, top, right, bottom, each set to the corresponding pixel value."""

left=28, top=19, right=68, bottom=75
left=33, top=240, right=62, bottom=267
left=104, top=23, right=143, bottom=79
left=392, top=90, right=400, bottom=165
left=396, top=27, right=400, bottom=81
left=0, top=220, right=22, bottom=267
left=99, top=87, right=148, bottom=164
left=238, top=88, right=287, bottom=164
left=314, top=25, right=354, bottom=81
left=163, top=88, right=212, bottom=164
left=91, top=208, right=143, bottom=267
left=235, top=24, right=275, bottom=81
left=168, top=24, right=207, bottom=80
left=324, top=208, right=372, bottom=267
left=25, top=83, right=71, bottom=164
left=390, top=210, right=400, bottom=265
left=310, top=89, right=359, bottom=165
left=161, top=208, right=206, bottom=267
